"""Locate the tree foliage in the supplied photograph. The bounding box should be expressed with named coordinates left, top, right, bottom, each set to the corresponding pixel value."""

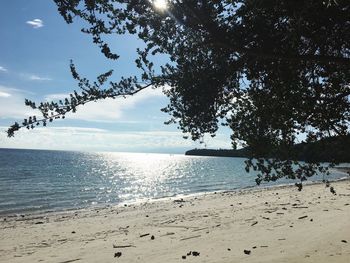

left=8, top=0, right=350, bottom=189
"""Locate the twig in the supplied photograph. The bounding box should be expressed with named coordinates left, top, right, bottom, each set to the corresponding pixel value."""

left=113, top=244, right=136, bottom=248
left=298, top=216, right=308, bottom=219
left=180, top=235, right=201, bottom=241
left=58, top=259, right=81, bottom=263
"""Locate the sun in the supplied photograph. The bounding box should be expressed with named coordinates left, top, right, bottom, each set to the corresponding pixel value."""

left=153, top=0, right=168, bottom=11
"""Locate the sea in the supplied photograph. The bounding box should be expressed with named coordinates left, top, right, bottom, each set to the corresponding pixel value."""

left=0, top=148, right=347, bottom=216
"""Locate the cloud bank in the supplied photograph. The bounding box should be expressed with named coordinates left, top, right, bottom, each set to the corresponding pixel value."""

left=45, top=87, right=164, bottom=122
left=0, top=126, right=231, bottom=153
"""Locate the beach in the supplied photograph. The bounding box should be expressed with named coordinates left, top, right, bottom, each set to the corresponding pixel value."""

left=1, top=180, right=349, bottom=263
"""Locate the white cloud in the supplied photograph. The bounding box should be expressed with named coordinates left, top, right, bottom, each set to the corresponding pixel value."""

left=45, top=93, right=70, bottom=101
left=0, top=91, right=11, bottom=98
left=20, top=73, right=52, bottom=81
left=0, top=86, right=38, bottom=119
left=44, top=87, right=164, bottom=122
left=29, top=74, right=52, bottom=81
left=26, top=19, right=44, bottom=29
left=0, top=66, right=8, bottom=72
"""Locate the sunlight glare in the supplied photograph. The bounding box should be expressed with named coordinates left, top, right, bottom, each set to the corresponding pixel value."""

left=153, top=0, right=168, bottom=11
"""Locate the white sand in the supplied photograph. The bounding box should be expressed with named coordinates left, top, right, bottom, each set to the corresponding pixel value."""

left=1, top=180, right=350, bottom=263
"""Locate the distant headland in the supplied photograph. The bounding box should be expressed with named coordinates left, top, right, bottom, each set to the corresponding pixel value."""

left=185, top=148, right=250, bottom=158
left=185, top=135, right=350, bottom=163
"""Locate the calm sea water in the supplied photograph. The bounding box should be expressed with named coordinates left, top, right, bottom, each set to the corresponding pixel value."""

left=0, top=148, right=347, bottom=215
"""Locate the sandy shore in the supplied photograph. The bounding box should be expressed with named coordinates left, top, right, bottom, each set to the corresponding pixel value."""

left=1, top=180, right=349, bottom=263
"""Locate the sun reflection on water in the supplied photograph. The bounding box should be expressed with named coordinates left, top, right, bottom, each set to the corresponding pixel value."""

left=95, top=152, right=190, bottom=202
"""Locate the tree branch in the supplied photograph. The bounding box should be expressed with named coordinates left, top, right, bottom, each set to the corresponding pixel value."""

left=7, top=82, right=154, bottom=137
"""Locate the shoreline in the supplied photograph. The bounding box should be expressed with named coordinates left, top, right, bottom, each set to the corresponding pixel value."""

left=1, top=175, right=349, bottom=219
left=1, top=180, right=349, bottom=262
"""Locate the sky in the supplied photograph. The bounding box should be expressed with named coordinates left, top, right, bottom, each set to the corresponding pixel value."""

left=0, top=0, right=232, bottom=153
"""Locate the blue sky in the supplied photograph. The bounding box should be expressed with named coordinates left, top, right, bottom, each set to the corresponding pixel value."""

left=0, top=0, right=232, bottom=153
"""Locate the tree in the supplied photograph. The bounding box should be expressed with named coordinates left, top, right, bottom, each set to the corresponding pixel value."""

left=8, top=0, right=350, bottom=189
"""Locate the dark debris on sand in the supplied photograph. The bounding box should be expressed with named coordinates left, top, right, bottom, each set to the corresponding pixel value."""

left=183, top=251, right=200, bottom=258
